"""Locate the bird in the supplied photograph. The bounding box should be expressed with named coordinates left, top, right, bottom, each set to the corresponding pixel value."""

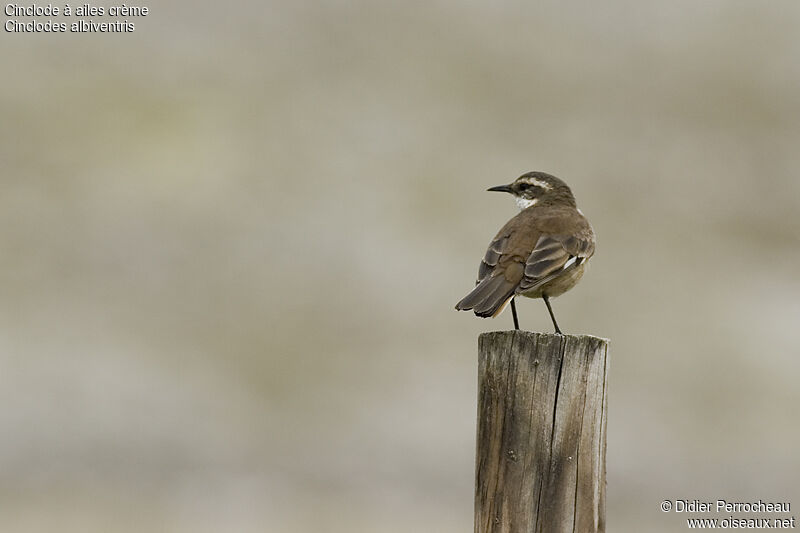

left=455, top=171, right=595, bottom=334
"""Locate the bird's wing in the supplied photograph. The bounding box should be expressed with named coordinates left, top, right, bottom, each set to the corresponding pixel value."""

left=477, top=234, right=509, bottom=283
left=456, top=207, right=594, bottom=317
left=518, top=229, right=595, bottom=293
left=455, top=233, right=522, bottom=317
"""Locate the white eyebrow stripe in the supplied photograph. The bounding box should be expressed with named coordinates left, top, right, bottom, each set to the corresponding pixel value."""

left=528, top=178, right=553, bottom=190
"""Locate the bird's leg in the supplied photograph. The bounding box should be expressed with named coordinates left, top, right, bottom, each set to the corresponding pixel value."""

left=542, top=295, right=562, bottom=334
left=510, top=298, right=520, bottom=330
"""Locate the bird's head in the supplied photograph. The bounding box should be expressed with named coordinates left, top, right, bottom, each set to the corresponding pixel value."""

left=488, top=171, right=576, bottom=210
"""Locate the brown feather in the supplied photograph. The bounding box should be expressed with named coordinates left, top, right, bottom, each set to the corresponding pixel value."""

left=456, top=200, right=595, bottom=318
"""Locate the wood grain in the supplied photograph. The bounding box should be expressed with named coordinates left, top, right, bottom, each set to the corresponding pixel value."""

left=475, top=331, right=609, bottom=533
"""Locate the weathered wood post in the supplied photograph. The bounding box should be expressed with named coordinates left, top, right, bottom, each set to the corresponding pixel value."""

left=475, top=331, right=609, bottom=533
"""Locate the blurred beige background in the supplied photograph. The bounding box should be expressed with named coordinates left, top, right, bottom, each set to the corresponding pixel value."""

left=2, top=1, right=799, bottom=531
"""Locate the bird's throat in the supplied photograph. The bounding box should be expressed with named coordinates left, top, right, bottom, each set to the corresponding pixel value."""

left=515, top=197, right=538, bottom=210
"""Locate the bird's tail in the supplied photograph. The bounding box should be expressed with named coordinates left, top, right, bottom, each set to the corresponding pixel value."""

left=455, top=276, right=517, bottom=318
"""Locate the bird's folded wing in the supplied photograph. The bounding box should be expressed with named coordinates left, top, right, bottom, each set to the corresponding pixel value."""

left=456, top=234, right=521, bottom=317
left=457, top=208, right=594, bottom=316
left=477, top=234, right=508, bottom=283
left=518, top=232, right=594, bottom=292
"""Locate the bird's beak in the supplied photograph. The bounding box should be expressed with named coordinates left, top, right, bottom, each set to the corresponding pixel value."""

left=487, top=184, right=514, bottom=194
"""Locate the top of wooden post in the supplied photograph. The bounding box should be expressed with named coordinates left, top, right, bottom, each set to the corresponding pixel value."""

left=480, top=330, right=609, bottom=345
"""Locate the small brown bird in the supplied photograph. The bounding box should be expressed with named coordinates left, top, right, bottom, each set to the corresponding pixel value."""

left=455, top=171, right=595, bottom=333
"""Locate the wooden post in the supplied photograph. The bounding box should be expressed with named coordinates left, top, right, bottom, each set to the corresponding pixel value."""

left=475, top=331, right=609, bottom=533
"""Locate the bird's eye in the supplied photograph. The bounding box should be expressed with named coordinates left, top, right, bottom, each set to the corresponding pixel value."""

left=518, top=183, right=532, bottom=191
